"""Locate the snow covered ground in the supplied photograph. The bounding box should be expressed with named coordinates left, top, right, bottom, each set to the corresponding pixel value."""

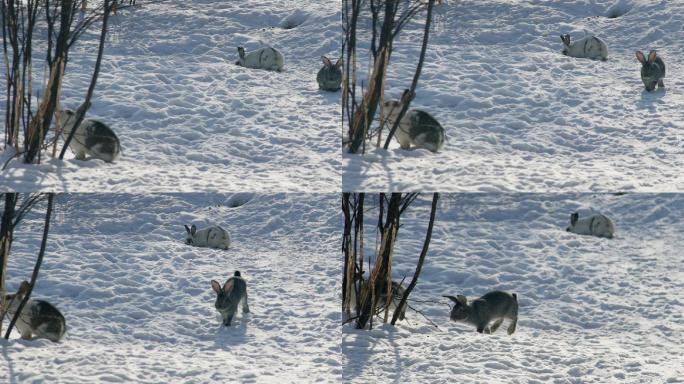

left=0, top=1, right=341, bottom=192
left=1, top=193, right=341, bottom=382
left=343, top=0, right=684, bottom=192
left=343, top=193, right=684, bottom=382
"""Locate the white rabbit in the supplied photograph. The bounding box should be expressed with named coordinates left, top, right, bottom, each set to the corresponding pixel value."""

left=560, top=34, right=608, bottom=60
left=235, top=46, right=284, bottom=72
left=2, top=281, right=67, bottom=342
left=566, top=212, right=615, bottom=239
left=184, top=224, right=230, bottom=249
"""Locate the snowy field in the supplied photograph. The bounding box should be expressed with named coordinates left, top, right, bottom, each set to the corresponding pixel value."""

left=343, top=0, right=684, bottom=192
left=1, top=193, right=341, bottom=382
left=343, top=193, right=684, bottom=382
left=0, top=1, right=341, bottom=192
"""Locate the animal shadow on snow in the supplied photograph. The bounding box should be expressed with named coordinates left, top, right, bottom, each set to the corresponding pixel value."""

left=636, top=87, right=667, bottom=113
left=212, top=314, right=250, bottom=350
left=343, top=326, right=403, bottom=383
left=1, top=341, right=18, bottom=384
left=1, top=337, right=54, bottom=384
left=317, top=88, right=341, bottom=102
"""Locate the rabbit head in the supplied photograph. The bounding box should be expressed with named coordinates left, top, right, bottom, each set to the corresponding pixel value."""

left=444, top=294, right=470, bottom=321
left=184, top=224, right=197, bottom=245
left=560, top=34, right=572, bottom=55
left=235, top=46, right=246, bottom=66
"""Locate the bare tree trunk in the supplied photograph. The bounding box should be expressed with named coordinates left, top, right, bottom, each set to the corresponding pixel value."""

left=347, top=1, right=398, bottom=154
left=23, top=1, right=79, bottom=164
left=357, top=193, right=401, bottom=329
left=0, top=192, right=18, bottom=335
left=384, top=0, right=435, bottom=149
left=4, top=193, right=54, bottom=340
left=60, top=0, right=113, bottom=159
left=391, top=192, right=439, bottom=325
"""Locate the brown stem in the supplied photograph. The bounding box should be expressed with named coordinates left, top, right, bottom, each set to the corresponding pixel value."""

left=59, top=0, right=112, bottom=160
left=5, top=193, right=54, bottom=340
left=384, top=0, right=435, bottom=150
left=391, top=192, right=439, bottom=325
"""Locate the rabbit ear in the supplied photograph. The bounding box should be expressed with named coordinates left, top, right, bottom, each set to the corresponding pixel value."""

left=190, top=225, right=197, bottom=235
left=443, top=295, right=458, bottom=303
left=334, top=58, right=343, bottom=68
left=237, top=46, right=245, bottom=59
left=560, top=34, right=570, bottom=46
left=635, top=50, right=646, bottom=63
left=184, top=225, right=191, bottom=234
left=223, top=279, right=235, bottom=293
left=211, top=280, right=222, bottom=293
left=321, top=56, right=332, bottom=66
left=443, top=295, right=467, bottom=305
left=647, top=50, right=657, bottom=64
left=570, top=212, right=579, bottom=226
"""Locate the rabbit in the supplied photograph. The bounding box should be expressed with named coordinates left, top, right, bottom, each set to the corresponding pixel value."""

left=211, top=271, right=250, bottom=326
left=560, top=34, right=608, bottom=60
left=184, top=224, right=230, bottom=250
left=317, top=56, right=342, bottom=91
left=57, top=109, right=121, bottom=162
left=444, top=291, right=518, bottom=335
left=235, top=46, right=284, bottom=72
left=635, top=50, right=665, bottom=92
left=349, top=276, right=408, bottom=320
left=566, top=212, right=615, bottom=239
left=383, top=100, right=446, bottom=153
left=2, top=281, right=66, bottom=342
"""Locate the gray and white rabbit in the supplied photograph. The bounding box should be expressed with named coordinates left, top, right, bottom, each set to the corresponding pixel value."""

left=566, top=212, right=615, bottom=239
left=383, top=100, right=446, bottom=153
left=317, top=56, right=342, bottom=91
left=560, top=34, right=608, bottom=60
left=235, top=46, right=284, bottom=72
left=184, top=224, right=230, bottom=250
left=211, top=271, right=250, bottom=326
left=635, top=50, right=665, bottom=92
left=444, top=291, right=518, bottom=335
left=2, top=281, right=66, bottom=342
left=57, top=109, right=121, bottom=162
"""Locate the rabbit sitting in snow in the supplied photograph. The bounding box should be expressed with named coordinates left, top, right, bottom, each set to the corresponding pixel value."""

left=2, top=281, right=67, bottom=342
left=383, top=100, right=446, bottom=153
left=211, top=271, right=250, bottom=326
left=184, top=224, right=230, bottom=250
left=235, top=46, right=284, bottom=72
left=317, top=56, right=342, bottom=91
left=560, top=34, right=608, bottom=60
left=635, top=50, right=665, bottom=92
left=57, top=109, right=121, bottom=162
left=444, top=291, right=518, bottom=335
left=566, top=212, right=615, bottom=239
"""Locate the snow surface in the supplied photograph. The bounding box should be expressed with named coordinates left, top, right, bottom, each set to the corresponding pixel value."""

left=0, top=1, right=341, bottom=192
left=343, top=193, right=684, bottom=383
left=343, top=0, right=684, bottom=192
left=1, top=193, right=341, bottom=382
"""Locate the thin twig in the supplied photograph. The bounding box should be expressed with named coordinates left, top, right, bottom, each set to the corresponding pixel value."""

left=406, top=303, right=440, bottom=330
